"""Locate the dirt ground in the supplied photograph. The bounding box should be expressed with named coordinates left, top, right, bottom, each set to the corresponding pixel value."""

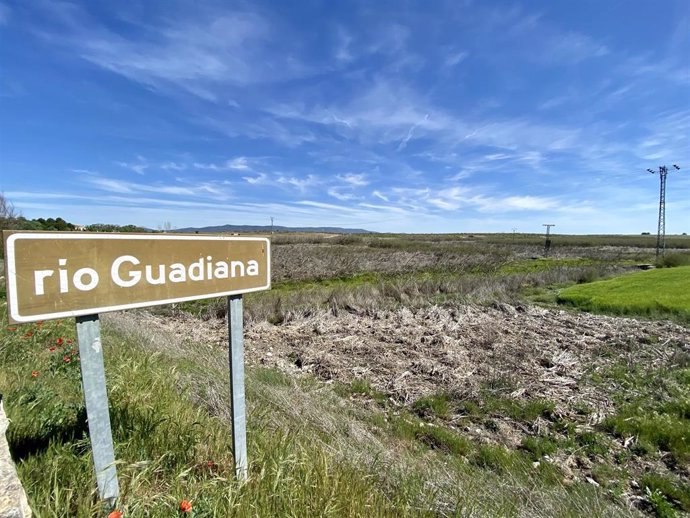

left=137, top=303, right=689, bottom=419
left=117, top=303, right=690, bottom=509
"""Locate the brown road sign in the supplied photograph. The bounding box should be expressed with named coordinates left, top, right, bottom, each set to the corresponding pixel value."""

left=3, top=232, right=270, bottom=323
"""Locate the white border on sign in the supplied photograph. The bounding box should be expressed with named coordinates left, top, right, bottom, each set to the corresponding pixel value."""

left=6, top=233, right=271, bottom=323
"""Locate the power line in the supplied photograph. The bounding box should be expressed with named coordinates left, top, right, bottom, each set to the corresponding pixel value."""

left=542, top=224, right=555, bottom=257
left=646, top=164, right=681, bottom=259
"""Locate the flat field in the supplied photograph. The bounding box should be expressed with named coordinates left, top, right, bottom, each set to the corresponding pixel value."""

left=558, top=267, right=690, bottom=321
left=1, top=233, right=689, bottom=517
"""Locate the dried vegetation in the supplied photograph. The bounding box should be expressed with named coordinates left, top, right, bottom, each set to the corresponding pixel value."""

left=126, top=229, right=690, bottom=517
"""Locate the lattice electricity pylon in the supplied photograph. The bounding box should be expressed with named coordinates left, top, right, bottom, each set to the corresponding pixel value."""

left=646, top=165, right=681, bottom=259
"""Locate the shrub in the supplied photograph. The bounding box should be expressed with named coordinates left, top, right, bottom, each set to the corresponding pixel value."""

left=658, top=253, right=690, bottom=268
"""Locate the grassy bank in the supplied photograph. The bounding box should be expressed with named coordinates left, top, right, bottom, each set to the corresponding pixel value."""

left=1, top=315, right=434, bottom=517
left=1, top=303, right=648, bottom=517
left=557, top=266, right=690, bottom=322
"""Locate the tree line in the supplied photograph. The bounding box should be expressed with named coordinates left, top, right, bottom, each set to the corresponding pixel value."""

left=0, top=194, right=148, bottom=233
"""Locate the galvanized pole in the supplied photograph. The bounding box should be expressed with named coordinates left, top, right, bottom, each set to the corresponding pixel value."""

left=542, top=224, right=555, bottom=258
left=227, top=294, right=248, bottom=480
left=75, top=314, right=119, bottom=504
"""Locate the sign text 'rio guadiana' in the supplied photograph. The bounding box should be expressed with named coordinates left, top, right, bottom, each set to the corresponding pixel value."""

left=4, top=232, right=271, bottom=323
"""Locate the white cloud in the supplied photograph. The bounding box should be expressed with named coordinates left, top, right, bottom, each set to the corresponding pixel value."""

left=0, top=3, right=10, bottom=25
left=277, top=174, right=318, bottom=192
left=160, top=161, right=187, bottom=171
left=31, top=4, right=312, bottom=100
left=193, top=157, right=251, bottom=171
left=327, top=187, right=355, bottom=201
left=337, top=173, right=369, bottom=186
left=243, top=173, right=269, bottom=185
left=494, top=195, right=559, bottom=212
left=445, top=50, right=468, bottom=67
left=334, top=27, right=353, bottom=62
left=541, top=32, right=609, bottom=64
left=116, top=156, right=149, bottom=175
left=85, top=175, right=226, bottom=197
left=372, top=190, right=389, bottom=202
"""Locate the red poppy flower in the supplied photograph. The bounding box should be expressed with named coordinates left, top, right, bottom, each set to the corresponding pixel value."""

left=179, top=500, right=192, bottom=513
left=48, top=346, right=57, bottom=352
left=24, top=331, right=33, bottom=338
left=6, top=327, right=16, bottom=332
left=67, top=339, right=73, bottom=344
left=108, top=511, right=123, bottom=518
left=63, top=355, right=71, bottom=363
left=31, top=371, right=39, bottom=378
left=56, top=338, right=64, bottom=345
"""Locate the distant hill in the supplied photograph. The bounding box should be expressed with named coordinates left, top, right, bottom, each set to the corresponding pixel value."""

left=175, top=224, right=373, bottom=234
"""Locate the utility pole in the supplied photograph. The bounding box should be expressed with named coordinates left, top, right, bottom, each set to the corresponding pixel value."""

left=646, top=165, right=680, bottom=259
left=542, top=224, right=555, bottom=257
left=512, top=227, right=517, bottom=243
left=270, top=217, right=274, bottom=235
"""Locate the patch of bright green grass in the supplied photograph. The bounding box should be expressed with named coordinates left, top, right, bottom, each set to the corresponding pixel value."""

left=557, top=266, right=690, bottom=321
left=520, top=436, right=558, bottom=460
left=602, top=410, right=690, bottom=465
left=592, top=360, right=690, bottom=466
left=641, top=473, right=690, bottom=513
left=412, top=393, right=452, bottom=419
left=415, top=426, right=472, bottom=455
left=482, top=396, right=555, bottom=423
left=499, top=257, right=599, bottom=274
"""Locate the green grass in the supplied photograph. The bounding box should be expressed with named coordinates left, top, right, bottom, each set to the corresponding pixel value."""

left=641, top=473, right=690, bottom=513
left=1, top=317, right=437, bottom=517
left=0, top=311, right=643, bottom=517
left=557, top=266, right=690, bottom=321
left=592, top=359, right=690, bottom=467
left=498, top=257, right=600, bottom=274
left=412, top=393, right=452, bottom=419
left=7, top=268, right=688, bottom=518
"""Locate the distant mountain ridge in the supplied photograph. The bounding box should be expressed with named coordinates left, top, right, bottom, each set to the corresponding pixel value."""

left=175, top=224, right=373, bottom=234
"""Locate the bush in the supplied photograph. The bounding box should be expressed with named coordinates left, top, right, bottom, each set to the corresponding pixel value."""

left=658, top=253, right=690, bottom=268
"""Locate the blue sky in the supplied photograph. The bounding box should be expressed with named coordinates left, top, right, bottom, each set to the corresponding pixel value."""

left=1, top=0, right=688, bottom=233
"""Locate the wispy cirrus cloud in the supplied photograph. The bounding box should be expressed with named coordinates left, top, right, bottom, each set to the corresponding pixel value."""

left=84, top=175, right=227, bottom=197
left=116, top=156, right=149, bottom=175
left=337, top=173, right=369, bottom=186
left=4, top=1, right=688, bottom=234
left=193, top=157, right=252, bottom=171
left=276, top=174, right=319, bottom=192
left=0, top=2, right=10, bottom=25
left=28, top=3, right=312, bottom=101
left=327, top=187, right=357, bottom=201
left=242, top=173, right=269, bottom=185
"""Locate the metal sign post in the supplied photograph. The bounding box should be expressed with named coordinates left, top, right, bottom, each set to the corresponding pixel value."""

left=76, top=314, right=119, bottom=503
left=3, top=231, right=271, bottom=496
left=228, top=294, right=248, bottom=480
